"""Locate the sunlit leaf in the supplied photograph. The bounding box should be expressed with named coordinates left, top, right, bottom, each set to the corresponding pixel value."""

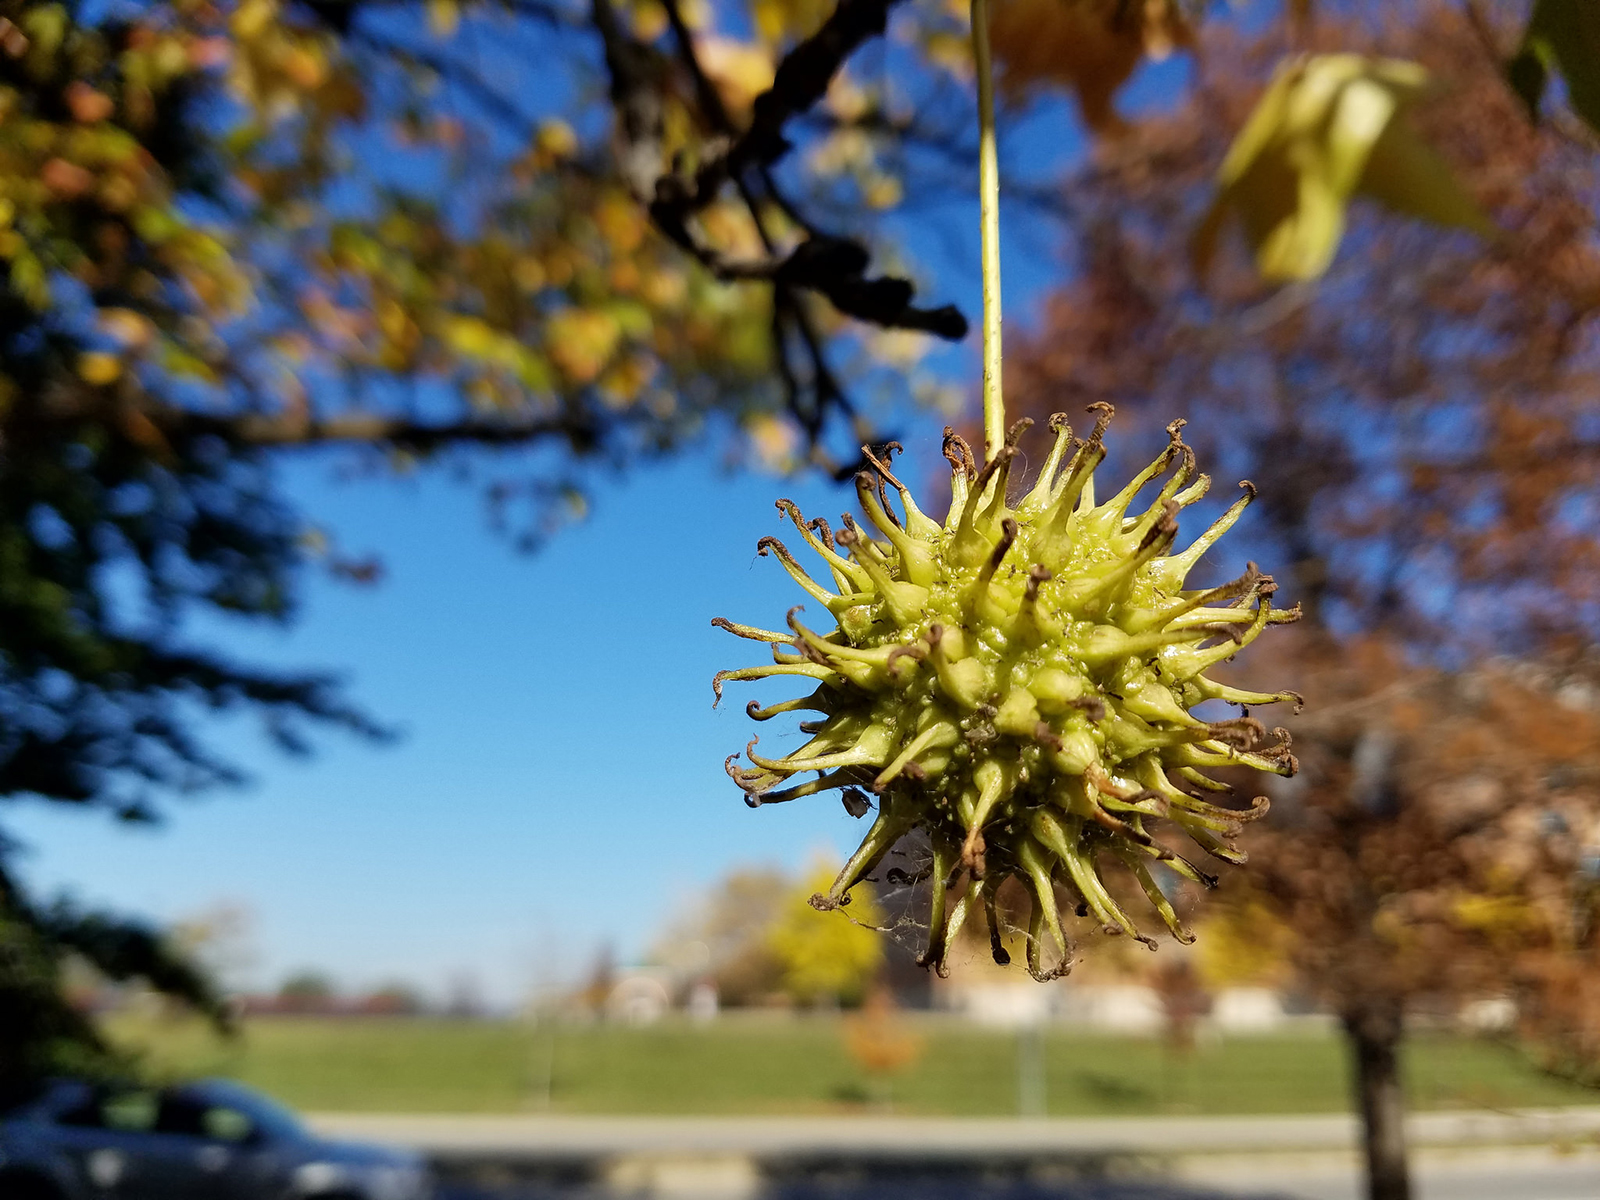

left=1195, top=55, right=1494, bottom=282
left=76, top=351, right=121, bottom=385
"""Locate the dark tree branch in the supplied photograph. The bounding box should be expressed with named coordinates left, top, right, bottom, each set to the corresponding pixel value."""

left=593, top=0, right=967, bottom=450
left=21, top=395, right=599, bottom=454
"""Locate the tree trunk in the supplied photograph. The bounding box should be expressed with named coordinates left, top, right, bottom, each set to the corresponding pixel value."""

left=1342, top=1003, right=1411, bottom=1200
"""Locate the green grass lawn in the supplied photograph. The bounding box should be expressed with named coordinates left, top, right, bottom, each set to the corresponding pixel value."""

left=104, top=1013, right=1598, bottom=1117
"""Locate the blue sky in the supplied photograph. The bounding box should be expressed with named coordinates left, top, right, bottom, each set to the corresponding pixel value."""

left=5, top=18, right=1206, bottom=1007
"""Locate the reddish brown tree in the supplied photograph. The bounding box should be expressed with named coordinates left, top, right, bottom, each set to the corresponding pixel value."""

left=1007, top=7, right=1600, bottom=1199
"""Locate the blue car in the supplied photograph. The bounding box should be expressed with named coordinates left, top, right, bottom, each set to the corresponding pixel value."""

left=0, top=1078, right=433, bottom=1199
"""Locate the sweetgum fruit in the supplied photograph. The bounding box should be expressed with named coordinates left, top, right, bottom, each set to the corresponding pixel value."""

left=715, top=406, right=1300, bottom=977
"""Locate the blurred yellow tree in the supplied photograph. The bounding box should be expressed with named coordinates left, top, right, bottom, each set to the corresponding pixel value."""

left=768, top=862, right=883, bottom=1006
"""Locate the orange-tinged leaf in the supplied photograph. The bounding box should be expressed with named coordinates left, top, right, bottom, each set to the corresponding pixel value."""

left=65, top=81, right=113, bottom=123
left=989, top=0, right=1195, bottom=133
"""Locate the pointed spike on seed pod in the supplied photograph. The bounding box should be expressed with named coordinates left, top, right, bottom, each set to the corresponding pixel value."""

left=757, top=536, right=844, bottom=609
left=952, top=443, right=1019, bottom=562
left=984, top=887, right=1010, bottom=964
left=1126, top=449, right=1196, bottom=542
left=712, top=616, right=794, bottom=644
left=856, top=472, right=937, bottom=587
left=835, top=523, right=929, bottom=626
left=874, top=720, right=960, bottom=790
left=1173, top=472, right=1211, bottom=509
left=1131, top=563, right=1266, bottom=634
left=1019, top=414, right=1077, bottom=513
left=1154, top=481, right=1257, bottom=592
left=745, top=693, right=828, bottom=722
left=968, top=517, right=1019, bottom=603
left=1017, top=835, right=1069, bottom=957
left=777, top=499, right=872, bottom=593
left=712, top=662, right=835, bottom=706
left=1038, top=438, right=1109, bottom=553
left=863, top=443, right=943, bottom=541
left=917, top=840, right=959, bottom=971
left=1116, top=847, right=1194, bottom=943
left=941, top=876, right=987, bottom=961
left=1100, top=433, right=1183, bottom=526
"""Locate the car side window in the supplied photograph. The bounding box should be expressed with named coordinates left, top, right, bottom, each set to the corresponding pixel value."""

left=201, top=1106, right=256, bottom=1143
left=56, top=1091, right=159, bottom=1133
left=155, top=1093, right=257, bottom=1143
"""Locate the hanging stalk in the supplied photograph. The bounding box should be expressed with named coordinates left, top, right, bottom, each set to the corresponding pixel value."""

left=972, top=0, right=1004, bottom=462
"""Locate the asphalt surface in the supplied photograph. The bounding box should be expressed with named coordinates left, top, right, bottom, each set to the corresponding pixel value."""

left=434, top=1149, right=1600, bottom=1200
left=312, top=1113, right=1600, bottom=1200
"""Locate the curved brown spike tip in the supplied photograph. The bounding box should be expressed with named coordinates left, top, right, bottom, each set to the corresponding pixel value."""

left=860, top=445, right=908, bottom=491
left=1287, top=691, right=1306, bottom=714
left=784, top=604, right=807, bottom=629
left=775, top=497, right=800, bottom=521
left=1243, top=795, right=1272, bottom=820
left=1239, top=479, right=1258, bottom=498
left=987, top=518, right=1020, bottom=570
left=1166, top=418, right=1188, bottom=444
left=1027, top=958, right=1074, bottom=983
left=926, top=622, right=945, bottom=647
left=807, top=515, right=835, bottom=547
left=1048, top=412, right=1072, bottom=431
left=1070, top=695, right=1107, bottom=722
left=886, top=643, right=927, bottom=674
left=725, top=753, right=764, bottom=799
left=1207, top=716, right=1266, bottom=750
left=1004, top=417, right=1034, bottom=447
left=744, top=700, right=764, bottom=719
left=942, top=426, right=977, bottom=478
left=1085, top=401, right=1116, bottom=442
left=1025, top=564, right=1051, bottom=601
left=756, top=535, right=784, bottom=557
left=808, top=892, right=842, bottom=912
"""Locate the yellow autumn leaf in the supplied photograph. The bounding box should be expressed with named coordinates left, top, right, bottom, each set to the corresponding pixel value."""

left=546, top=307, right=622, bottom=384
left=97, top=307, right=154, bottom=350
left=77, top=351, right=122, bottom=385
left=1194, top=54, right=1494, bottom=282
left=696, top=36, right=775, bottom=119
left=427, top=0, right=460, bottom=39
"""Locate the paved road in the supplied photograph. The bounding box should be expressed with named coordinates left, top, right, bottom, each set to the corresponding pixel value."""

left=312, top=1109, right=1600, bottom=1157
left=308, top=1113, right=1600, bottom=1200
left=435, top=1150, right=1600, bottom=1200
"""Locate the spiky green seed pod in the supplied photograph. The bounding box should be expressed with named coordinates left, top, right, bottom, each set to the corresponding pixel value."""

left=714, top=406, right=1301, bottom=978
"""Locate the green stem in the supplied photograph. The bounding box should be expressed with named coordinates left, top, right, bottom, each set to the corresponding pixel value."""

left=972, top=0, right=1003, bottom=463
